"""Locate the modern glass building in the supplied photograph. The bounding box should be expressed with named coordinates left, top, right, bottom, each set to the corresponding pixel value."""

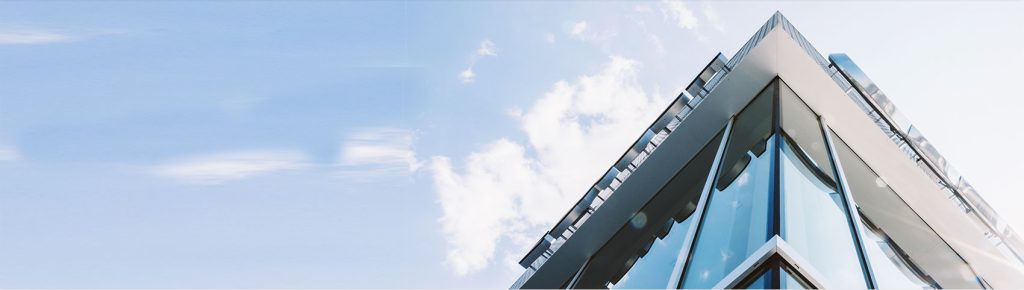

left=511, top=12, right=1024, bottom=289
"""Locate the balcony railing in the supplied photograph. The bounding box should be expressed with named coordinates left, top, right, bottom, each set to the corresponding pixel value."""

left=510, top=54, right=727, bottom=289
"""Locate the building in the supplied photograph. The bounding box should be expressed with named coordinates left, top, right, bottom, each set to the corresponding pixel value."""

left=511, top=12, right=1024, bottom=289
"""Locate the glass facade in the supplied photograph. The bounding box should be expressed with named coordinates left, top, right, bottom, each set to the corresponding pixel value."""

left=555, top=78, right=990, bottom=289
left=740, top=258, right=811, bottom=289
left=830, top=129, right=984, bottom=289
left=570, top=129, right=724, bottom=289
left=680, top=83, right=775, bottom=289
left=516, top=12, right=1022, bottom=290
left=777, top=81, right=869, bottom=288
left=608, top=216, right=694, bottom=289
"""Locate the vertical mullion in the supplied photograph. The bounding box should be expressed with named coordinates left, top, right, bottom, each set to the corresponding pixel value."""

left=669, top=120, right=734, bottom=289
left=769, top=77, right=783, bottom=289
left=819, top=120, right=878, bottom=289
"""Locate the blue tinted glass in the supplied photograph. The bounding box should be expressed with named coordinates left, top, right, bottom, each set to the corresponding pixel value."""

left=780, top=266, right=809, bottom=289
left=780, top=137, right=867, bottom=288
left=743, top=269, right=770, bottom=289
left=609, top=216, right=694, bottom=289
left=681, top=136, right=774, bottom=288
left=741, top=265, right=808, bottom=289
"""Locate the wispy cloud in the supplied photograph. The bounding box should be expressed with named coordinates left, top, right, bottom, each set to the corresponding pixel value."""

left=570, top=20, right=589, bottom=38
left=459, top=39, right=498, bottom=84
left=660, top=0, right=707, bottom=41
left=544, top=32, right=556, bottom=44
left=0, top=29, right=72, bottom=45
left=0, top=26, right=130, bottom=45
left=338, top=128, right=422, bottom=180
left=459, top=68, right=476, bottom=83
left=154, top=150, right=309, bottom=184
left=661, top=0, right=698, bottom=29
left=565, top=20, right=617, bottom=50
left=0, top=145, right=20, bottom=161
left=476, top=39, right=497, bottom=56
left=702, top=2, right=725, bottom=32
left=431, top=56, right=669, bottom=275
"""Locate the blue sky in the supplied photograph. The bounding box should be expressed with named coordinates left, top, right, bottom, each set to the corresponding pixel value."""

left=0, top=1, right=1022, bottom=288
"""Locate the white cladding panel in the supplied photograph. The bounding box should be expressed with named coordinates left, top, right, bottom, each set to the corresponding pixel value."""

left=767, top=26, right=1024, bottom=287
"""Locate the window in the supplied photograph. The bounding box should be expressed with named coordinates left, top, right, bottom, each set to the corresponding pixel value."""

left=681, top=82, right=775, bottom=289
left=777, top=81, right=868, bottom=288
left=570, top=129, right=724, bottom=288
left=830, top=129, right=983, bottom=289
left=779, top=134, right=867, bottom=288
left=738, top=257, right=812, bottom=289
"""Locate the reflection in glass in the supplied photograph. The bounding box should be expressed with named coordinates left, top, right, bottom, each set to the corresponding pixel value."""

left=570, top=130, right=724, bottom=289
left=681, top=136, right=774, bottom=288
left=716, top=81, right=775, bottom=191
left=781, top=266, right=811, bottom=289
left=608, top=216, right=694, bottom=289
left=742, top=268, right=771, bottom=289
left=681, top=83, right=776, bottom=289
left=779, top=81, right=834, bottom=181
left=830, top=130, right=983, bottom=288
left=860, top=216, right=938, bottom=289
left=739, top=259, right=809, bottom=289
left=780, top=135, right=867, bottom=288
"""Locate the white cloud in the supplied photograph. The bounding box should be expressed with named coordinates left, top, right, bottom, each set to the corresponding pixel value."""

left=459, top=68, right=476, bottom=83
left=660, top=0, right=709, bottom=41
left=431, top=140, right=551, bottom=275
left=154, top=150, right=309, bottom=184
left=477, top=39, right=497, bottom=56
left=565, top=20, right=617, bottom=49
left=570, top=20, right=589, bottom=37
left=339, top=128, right=422, bottom=179
left=430, top=56, right=670, bottom=275
left=545, top=32, right=556, bottom=44
left=459, top=39, right=497, bottom=84
left=661, top=0, right=698, bottom=30
left=649, top=34, right=666, bottom=54
left=702, top=2, right=725, bottom=32
left=0, top=145, right=20, bottom=161
left=0, top=30, right=72, bottom=45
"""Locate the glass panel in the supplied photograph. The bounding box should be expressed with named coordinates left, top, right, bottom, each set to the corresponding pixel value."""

left=741, top=268, right=771, bottom=289
left=609, top=216, right=694, bottom=289
left=739, top=259, right=810, bottom=289
left=860, top=215, right=938, bottom=289
left=830, top=130, right=983, bottom=289
left=780, top=135, right=867, bottom=288
left=716, top=81, right=775, bottom=191
left=570, top=130, right=724, bottom=289
left=779, top=80, right=834, bottom=182
left=681, top=83, right=775, bottom=288
left=780, top=266, right=811, bottom=289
